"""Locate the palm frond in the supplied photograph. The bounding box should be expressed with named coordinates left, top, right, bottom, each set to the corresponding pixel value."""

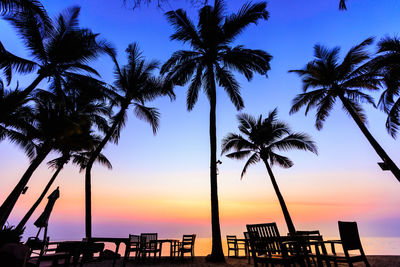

left=133, top=103, right=160, bottom=134
left=240, top=152, right=260, bottom=179
left=165, top=9, right=203, bottom=49
left=269, top=152, right=293, bottom=168
left=215, top=65, right=243, bottom=110
left=223, top=1, right=268, bottom=43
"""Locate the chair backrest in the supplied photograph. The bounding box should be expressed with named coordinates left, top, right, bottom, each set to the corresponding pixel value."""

left=129, top=234, right=140, bottom=248
left=140, top=233, right=158, bottom=249
left=338, top=221, right=363, bottom=251
left=226, top=235, right=237, bottom=249
left=243, top=232, right=249, bottom=240
left=246, top=223, right=283, bottom=256
left=181, top=234, right=196, bottom=250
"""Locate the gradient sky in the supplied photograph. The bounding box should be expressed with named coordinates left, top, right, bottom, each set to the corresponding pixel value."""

left=1, top=0, right=400, bottom=246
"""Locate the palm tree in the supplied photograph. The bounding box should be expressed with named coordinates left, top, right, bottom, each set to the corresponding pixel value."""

left=289, top=37, right=400, bottom=182
left=16, top=139, right=112, bottom=231
left=1, top=6, right=107, bottom=101
left=84, top=43, right=173, bottom=238
left=0, top=90, right=102, bottom=227
left=15, top=75, right=113, bottom=230
left=221, top=109, right=317, bottom=234
left=369, top=37, right=400, bottom=138
left=161, top=0, right=271, bottom=261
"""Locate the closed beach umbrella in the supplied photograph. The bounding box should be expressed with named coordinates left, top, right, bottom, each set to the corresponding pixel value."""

left=34, top=187, right=60, bottom=228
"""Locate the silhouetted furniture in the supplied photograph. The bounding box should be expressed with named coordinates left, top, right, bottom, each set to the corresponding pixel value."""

left=124, top=234, right=140, bottom=261
left=227, top=235, right=247, bottom=258
left=155, top=239, right=179, bottom=259
left=244, top=232, right=252, bottom=263
left=246, top=223, right=301, bottom=267
left=316, top=221, right=370, bottom=267
left=177, top=234, right=196, bottom=261
left=289, top=230, right=324, bottom=266
left=86, top=237, right=128, bottom=267
left=26, top=239, right=74, bottom=267
left=139, top=233, right=161, bottom=260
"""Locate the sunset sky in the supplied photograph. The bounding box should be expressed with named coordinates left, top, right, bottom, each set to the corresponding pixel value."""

left=1, top=0, right=400, bottom=245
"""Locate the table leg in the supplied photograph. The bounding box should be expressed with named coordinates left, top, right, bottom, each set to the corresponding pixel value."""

left=112, top=242, right=120, bottom=267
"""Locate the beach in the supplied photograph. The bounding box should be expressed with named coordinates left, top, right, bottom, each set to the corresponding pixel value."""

left=76, top=256, right=400, bottom=266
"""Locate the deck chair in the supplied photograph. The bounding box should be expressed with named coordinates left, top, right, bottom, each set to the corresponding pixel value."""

left=318, top=221, right=370, bottom=267
left=246, top=223, right=301, bottom=267
left=178, top=234, right=196, bottom=261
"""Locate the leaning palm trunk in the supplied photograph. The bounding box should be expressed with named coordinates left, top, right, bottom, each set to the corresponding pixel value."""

left=208, top=69, right=224, bottom=261
left=339, top=95, right=400, bottom=182
left=16, top=160, right=66, bottom=231
left=19, top=73, right=46, bottom=100
left=262, top=158, right=296, bottom=234
left=0, top=145, right=51, bottom=227
left=84, top=103, right=128, bottom=238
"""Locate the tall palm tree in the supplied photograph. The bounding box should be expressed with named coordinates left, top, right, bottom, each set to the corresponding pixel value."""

left=161, top=0, right=271, bottom=261
left=221, top=109, right=317, bottom=234
left=1, top=6, right=107, bottom=101
left=369, top=37, right=400, bottom=138
left=15, top=75, right=113, bottom=230
left=0, top=90, right=101, bottom=227
left=16, top=140, right=112, bottom=231
left=289, top=37, right=400, bottom=183
left=84, top=43, right=173, bottom=238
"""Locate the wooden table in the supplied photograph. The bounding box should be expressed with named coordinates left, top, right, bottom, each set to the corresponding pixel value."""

left=154, top=239, right=180, bottom=258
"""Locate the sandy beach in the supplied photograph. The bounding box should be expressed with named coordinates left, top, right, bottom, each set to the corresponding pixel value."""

left=77, top=256, right=400, bottom=267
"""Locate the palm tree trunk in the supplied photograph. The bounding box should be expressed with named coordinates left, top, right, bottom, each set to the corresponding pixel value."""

left=262, top=158, right=296, bottom=234
left=339, top=95, right=400, bottom=182
left=0, top=146, right=51, bottom=228
left=84, top=103, right=129, bottom=238
left=19, top=73, right=46, bottom=100
left=16, top=160, right=66, bottom=231
left=208, top=67, right=225, bottom=262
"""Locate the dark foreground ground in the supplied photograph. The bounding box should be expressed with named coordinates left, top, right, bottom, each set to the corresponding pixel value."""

left=56, top=256, right=400, bottom=267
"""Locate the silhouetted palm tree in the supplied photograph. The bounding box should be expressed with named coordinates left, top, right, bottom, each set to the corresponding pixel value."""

left=0, top=89, right=106, bottom=227
left=289, top=37, right=400, bottom=183
left=14, top=76, right=113, bottom=230
left=1, top=6, right=107, bottom=101
left=161, top=0, right=271, bottom=261
left=16, top=138, right=112, bottom=231
left=369, top=37, right=400, bottom=138
left=84, top=43, right=173, bottom=238
left=221, top=109, right=317, bottom=234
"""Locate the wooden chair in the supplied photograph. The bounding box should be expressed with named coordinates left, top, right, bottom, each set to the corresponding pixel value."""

left=244, top=232, right=252, bottom=263
left=289, top=230, right=323, bottom=265
left=139, top=233, right=161, bottom=260
left=227, top=235, right=238, bottom=258
left=124, top=234, right=140, bottom=260
left=317, top=221, right=370, bottom=267
left=226, top=235, right=247, bottom=258
left=178, top=234, right=196, bottom=261
left=246, top=223, right=300, bottom=267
